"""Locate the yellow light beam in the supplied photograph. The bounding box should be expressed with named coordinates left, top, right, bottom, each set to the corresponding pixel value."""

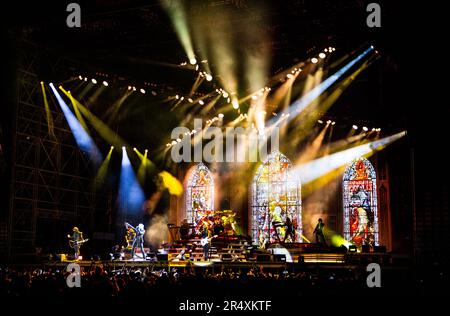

left=60, top=87, right=127, bottom=149
left=40, top=82, right=55, bottom=138
left=93, top=146, right=113, bottom=188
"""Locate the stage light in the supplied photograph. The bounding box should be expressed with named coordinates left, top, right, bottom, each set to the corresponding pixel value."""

left=188, top=98, right=193, bottom=103
left=286, top=74, right=294, bottom=79
left=331, top=121, right=336, bottom=125
left=111, top=146, right=114, bottom=149
left=352, top=125, right=358, bottom=130
left=324, top=48, right=328, bottom=52
left=132, top=86, right=137, bottom=91
left=223, top=92, right=229, bottom=98
left=78, top=76, right=83, bottom=80
left=133, top=147, right=137, bottom=151
left=91, top=78, right=97, bottom=84
left=140, top=88, right=146, bottom=94
left=122, top=146, right=125, bottom=150
left=218, top=113, right=224, bottom=119
left=232, top=100, right=239, bottom=109
left=319, top=53, right=326, bottom=59
left=206, top=74, right=213, bottom=81
left=175, top=95, right=179, bottom=99
left=180, top=96, right=184, bottom=101
left=363, top=126, right=369, bottom=132
left=251, top=95, right=258, bottom=100
left=326, top=120, right=332, bottom=124
left=311, top=57, right=319, bottom=64
left=372, top=128, right=376, bottom=131
left=102, top=81, right=108, bottom=87
left=84, top=77, right=88, bottom=81
left=318, top=120, right=324, bottom=124
left=171, top=140, right=177, bottom=145
left=176, top=138, right=182, bottom=143
left=145, top=149, right=148, bottom=153
left=128, top=86, right=132, bottom=90
left=189, top=58, right=197, bottom=65
left=198, top=100, right=204, bottom=105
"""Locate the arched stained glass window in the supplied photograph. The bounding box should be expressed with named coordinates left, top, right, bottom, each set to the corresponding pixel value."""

left=251, top=150, right=302, bottom=246
left=343, top=157, right=379, bottom=247
left=185, top=163, right=215, bottom=231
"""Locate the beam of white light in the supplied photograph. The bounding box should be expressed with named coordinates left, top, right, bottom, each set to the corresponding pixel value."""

left=267, top=47, right=374, bottom=129
left=119, top=147, right=145, bottom=214
left=49, top=83, right=102, bottom=165
left=292, top=131, right=406, bottom=184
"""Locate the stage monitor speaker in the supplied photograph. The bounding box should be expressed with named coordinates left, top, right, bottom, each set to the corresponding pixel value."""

left=374, top=246, right=386, bottom=253
left=256, top=254, right=271, bottom=262
left=273, top=254, right=286, bottom=262
left=361, top=245, right=371, bottom=253
left=157, top=253, right=168, bottom=261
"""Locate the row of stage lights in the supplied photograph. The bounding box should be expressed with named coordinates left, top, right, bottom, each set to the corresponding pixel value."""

left=311, top=47, right=336, bottom=64
left=111, top=146, right=149, bottom=153
left=318, top=119, right=381, bottom=132
left=180, top=58, right=213, bottom=81
left=77, top=75, right=156, bottom=95
left=164, top=113, right=226, bottom=148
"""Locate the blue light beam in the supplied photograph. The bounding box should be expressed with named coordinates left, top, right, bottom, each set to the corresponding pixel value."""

left=119, top=147, right=145, bottom=214
left=49, top=83, right=102, bottom=165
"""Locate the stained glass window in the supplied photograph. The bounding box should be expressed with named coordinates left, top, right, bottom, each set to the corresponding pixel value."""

left=343, top=157, right=379, bottom=247
left=251, top=150, right=302, bottom=246
left=185, top=163, right=215, bottom=232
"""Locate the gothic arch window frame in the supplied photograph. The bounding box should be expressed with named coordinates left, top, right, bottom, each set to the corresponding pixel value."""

left=185, top=163, right=215, bottom=229
left=250, top=150, right=302, bottom=245
left=342, top=157, right=379, bottom=247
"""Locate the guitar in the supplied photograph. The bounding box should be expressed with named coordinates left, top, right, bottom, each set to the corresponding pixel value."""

left=200, top=235, right=218, bottom=246
left=69, top=239, right=89, bottom=248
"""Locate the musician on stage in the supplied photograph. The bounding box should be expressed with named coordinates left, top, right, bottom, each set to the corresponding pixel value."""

left=313, top=218, right=327, bottom=246
left=67, top=226, right=84, bottom=260
left=283, top=217, right=295, bottom=243
left=125, top=222, right=146, bottom=260
left=201, top=223, right=210, bottom=261
left=125, top=226, right=136, bottom=250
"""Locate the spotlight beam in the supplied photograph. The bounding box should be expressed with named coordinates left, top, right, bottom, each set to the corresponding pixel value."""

left=291, top=131, right=406, bottom=185
left=49, top=83, right=102, bottom=165
left=119, top=147, right=145, bottom=214
left=267, top=47, right=375, bottom=129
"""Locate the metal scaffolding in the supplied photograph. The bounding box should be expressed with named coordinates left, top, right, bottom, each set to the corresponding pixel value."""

left=7, top=45, right=113, bottom=261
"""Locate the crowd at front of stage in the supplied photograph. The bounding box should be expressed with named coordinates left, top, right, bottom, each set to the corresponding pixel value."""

left=0, top=262, right=446, bottom=296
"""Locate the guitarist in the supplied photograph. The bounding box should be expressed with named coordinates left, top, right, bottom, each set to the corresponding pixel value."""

left=67, top=227, right=85, bottom=260
left=125, top=222, right=146, bottom=260
left=201, top=223, right=211, bottom=261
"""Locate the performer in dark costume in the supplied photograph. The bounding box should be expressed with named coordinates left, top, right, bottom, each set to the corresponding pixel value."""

left=283, top=217, right=295, bottom=243
left=125, top=222, right=146, bottom=260
left=313, top=218, right=327, bottom=246
left=67, top=227, right=85, bottom=260
left=200, top=223, right=210, bottom=261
